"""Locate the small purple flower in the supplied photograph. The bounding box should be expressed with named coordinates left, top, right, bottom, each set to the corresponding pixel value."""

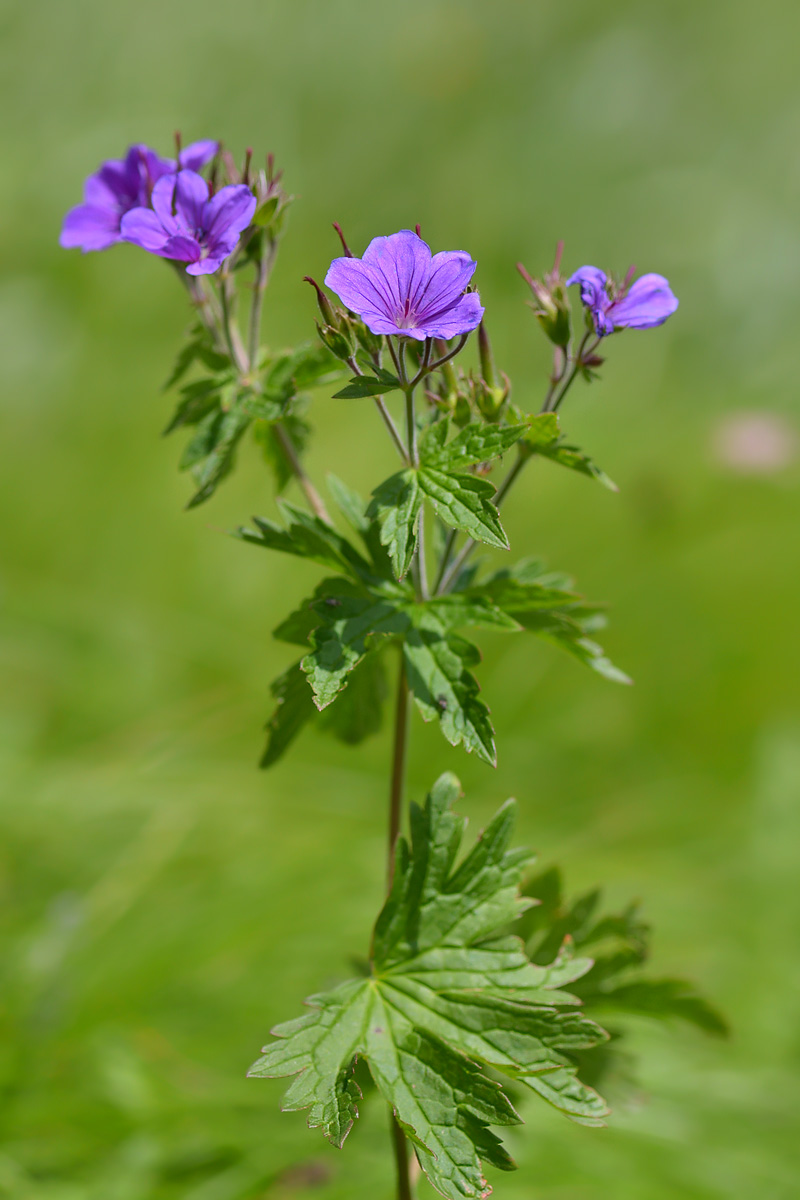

left=567, top=266, right=678, bottom=337
left=324, top=229, right=484, bottom=341
left=120, top=170, right=256, bottom=276
left=60, top=140, right=219, bottom=253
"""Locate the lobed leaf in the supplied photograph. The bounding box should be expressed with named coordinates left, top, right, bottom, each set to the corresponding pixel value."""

left=403, top=628, right=496, bottom=765
left=421, top=421, right=529, bottom=471
left=523, top=414, right=617, bottom=491
left=250, top=776, right=610, bottom=1199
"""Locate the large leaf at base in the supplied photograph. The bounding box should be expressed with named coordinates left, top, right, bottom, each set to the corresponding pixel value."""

left=249, top=776, right=609, bottom=1200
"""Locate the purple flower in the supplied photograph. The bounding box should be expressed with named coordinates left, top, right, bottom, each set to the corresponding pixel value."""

left=567, top=266, right=678, bottom=337
left=60, top=140, right=219, bottom=253
left=324, top=229, right=484, bottom=341
left=120, top=170, right=256, bottom=276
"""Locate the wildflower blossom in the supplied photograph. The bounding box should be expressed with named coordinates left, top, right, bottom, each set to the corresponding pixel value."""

left=325, top=229, right=484, bottom=341
left=60, top=141, right=218, bottom=253
left=120, top=170, right=256, bottom=276
left=567, top=266, right=678, bottom=337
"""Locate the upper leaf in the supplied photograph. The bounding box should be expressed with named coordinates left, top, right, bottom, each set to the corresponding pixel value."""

left=235, top=501, right=373, bottom=580
left=249, top=775, right=609, bottom=1200
left=333, top=367, right=401, bottom=399
left=420, top=421, right=529, bottom=471
left=523, top=413, right=618, bottom=492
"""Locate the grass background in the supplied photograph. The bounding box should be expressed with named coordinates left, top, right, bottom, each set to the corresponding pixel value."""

left=2, top=0, right=800, bottom=1196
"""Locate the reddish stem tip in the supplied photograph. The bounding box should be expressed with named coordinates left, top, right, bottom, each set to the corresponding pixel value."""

left=332, top=221, right=354, bottom=257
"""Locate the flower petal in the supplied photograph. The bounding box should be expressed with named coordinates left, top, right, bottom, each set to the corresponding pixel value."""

left=179, top=140, right=219, bottom=170
left=151, top=171, right=209, bottom=235
left=204, top=184, right=257, bottom=243
left=566, top=266, right=608, bottom=311
left=160, top=234, right=202, bottom=263
left=417, top=291, right=484, bottom=339
left=325, top=257, right=396, bottom=322
left=610, top=273, right=678, bottom=330
left=60, top=204, right=122, bottom=251
left=83, top=171, right=122, bottom=210
left=120, top=207, right=171, bottom=253
left=361, top=230, right=432, bottom=316
left=414, top=250, right=477, bottom=321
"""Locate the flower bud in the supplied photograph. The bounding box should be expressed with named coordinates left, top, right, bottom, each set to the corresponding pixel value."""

left=316, top=321, right=355, bottom=362
left=304, top=276, right=337, bottom=326
left=517, top=248, right=572, bottom=349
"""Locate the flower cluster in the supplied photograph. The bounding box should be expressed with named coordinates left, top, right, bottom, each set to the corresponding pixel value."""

left=60, top=138, right=258, bottom=275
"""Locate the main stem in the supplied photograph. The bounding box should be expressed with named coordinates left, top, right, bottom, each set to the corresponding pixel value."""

left=386, top=654, right=412, bottom=1198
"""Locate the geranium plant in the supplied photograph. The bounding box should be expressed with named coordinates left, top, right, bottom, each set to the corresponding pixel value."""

left=62, top=139, right=724, bottom=1200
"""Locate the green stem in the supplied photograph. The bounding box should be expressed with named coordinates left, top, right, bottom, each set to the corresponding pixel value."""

left=272, top=424, right=331, bottom=524
left=386, top=653, right=413, bottom=1199
left=248, top=237, right=277, bottom=370
left=387, top=652, right=410, bottom=889
left=435, top=332, right=601, bottom=594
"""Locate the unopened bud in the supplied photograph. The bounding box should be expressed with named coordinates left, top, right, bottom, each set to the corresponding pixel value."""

left=304, top=276, right=336, bottom=326
left=453, top=391, right=472, bottom=427
left=518, top=258, right=571, bottom=348
left=316, top=321, right=355, bottom=362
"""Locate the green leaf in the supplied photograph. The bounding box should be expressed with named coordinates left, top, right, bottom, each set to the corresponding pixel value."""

left=421, top=420, right=529, bottom=470
left=403, top=627, right=496, bottom=765
left=301, top=579, right=409, bottom=708
left=422, top=594, right=521, bottom=633
left=162, top=324, right=229, bottom=391
left=418, top=467, right=508, bottom=549
left=250, top=776, right=609, bottom=1199
left=320, top=649, right=389, bottom=745
left=467, top=563, right=632, bottom=685
left=163, top=378, right=224, bottom=435
left=185, top=404, right=252, bottom=509
left=254, top=413, right=312, bottom=492
left=235, top=502, right=372, bottom=579
left=367, top=470, right=422, bottom=580
left=263, top=343, right=343, bottom=407
left=583, top=979, right=729, bottom=1036
left=524, top=414, right=617, bottom=491
left=260, top=661, right=317, bottom=768
left=328, top=474, right=396, bottom=581
left=333, top=368, right=400, bottom=399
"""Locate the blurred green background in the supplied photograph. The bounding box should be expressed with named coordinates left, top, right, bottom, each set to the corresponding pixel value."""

left=2, top=0, right=800, bottom=1196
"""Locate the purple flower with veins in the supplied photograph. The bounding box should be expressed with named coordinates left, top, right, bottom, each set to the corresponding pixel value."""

left=567, top=266, right=678, bottom=337
left=325, top=229, right=484, bottom=341
left=60, top=141, right=219, bottom=253
left=119, top=171, right=256, bottom=276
